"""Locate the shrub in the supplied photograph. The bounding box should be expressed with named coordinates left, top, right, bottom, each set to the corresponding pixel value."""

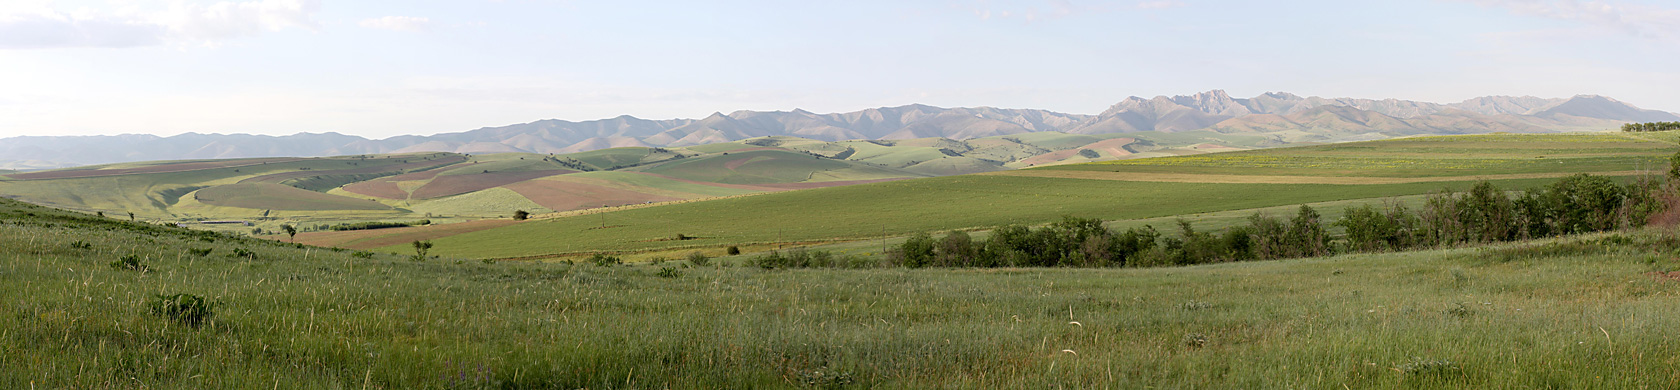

left=656, top=267, right=682, bottom=278
left=590, top=253, right=622, bottom=267
left=894, top=232, right=936, bottom=268
left=726, top=246, right=741, bottom=255
left=512, top=210, right=530, bottom=220
left=149, top=293, right=214, bottom=327
left=109, top=255, right=147, bottom=271
left=351, top=251, right=374, bottom=259
left=69, top=240, right=92, bottom=250
left=187, top=248, right=213, bottom=257
left=686, top=251, right=711, bottom=267
left=230, top=248, right=256, bottom=260
left=411, top=240, right=433, bottom=262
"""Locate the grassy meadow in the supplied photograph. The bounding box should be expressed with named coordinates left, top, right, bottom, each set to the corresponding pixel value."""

left=8, top=197, right=1680, bottom=388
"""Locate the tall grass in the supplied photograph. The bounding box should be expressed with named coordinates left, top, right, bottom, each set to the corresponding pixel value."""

left=7, top=196, right=1680, bottom=388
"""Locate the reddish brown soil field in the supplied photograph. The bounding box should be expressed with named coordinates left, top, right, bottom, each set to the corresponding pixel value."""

left=291, top=219, right=519, bottom=249
left=340, top=169, right=449, bottom=199
left=8, top=158, right=304, bottom=180
left=411, top=170, right=572, bottom=199
left=387, top=170, right=446, bottom=181
left=341, top=180, right=407, bottom=199
left=239, top=155, right=467, bottom=184
left=503, top=180, right=683, bottom=211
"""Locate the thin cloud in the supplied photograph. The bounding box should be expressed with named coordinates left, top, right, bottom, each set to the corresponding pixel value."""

left=1455, top=0, right=1680, bottom=44
left=1136, top=1, right=1185, bottom=9
left=0, top=0, right=320, bottom=49
left=359, top=16, right=434, bottom=32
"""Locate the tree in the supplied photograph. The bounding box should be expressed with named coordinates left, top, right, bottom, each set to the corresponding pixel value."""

left=411, top=240, right=433, bottom=261
left=127, top=212, right=135, bottom=222
left=513, top=210, right=530, bottom=220
left=281, top=224, right=297, bottom=243
left=896, top=232, right=936, bottom=268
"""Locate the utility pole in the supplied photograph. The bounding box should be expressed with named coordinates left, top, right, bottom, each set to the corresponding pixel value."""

left=599, top=205, right=607, bottom=228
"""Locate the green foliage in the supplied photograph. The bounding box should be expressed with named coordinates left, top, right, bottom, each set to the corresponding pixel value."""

left=893, top=232, right=937, bottom=268
left=229, top=248, right=256, bottom=260
left=749, top=249, right=873, bottom=269
left=350, top=250, right=374, bottom=259
left=1621, top=121, right=1680, bottom=132
left=411, top=240, right=433, bottom=261
left=512, top=210, right=530, bottom=220
left=588, top=253, right=622, bottom=267
left=187, top=248, right=213, bottom=257
left=1336, top=203, right=1417, bottom=252
left=685, top=251, right=709, bottom=267
left=148, top=293, right=214, bottom=328
left=726, top=246, right=740, bottom=256
left=329, top=221, right=423, bottom=231
left=655, top=267, right=682, bottom=278
left=109, top=255, right=147, bottom=271
left=69, top=240, right=92, bottom=250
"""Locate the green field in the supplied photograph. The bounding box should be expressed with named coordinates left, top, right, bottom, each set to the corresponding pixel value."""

left=9, top=197, right=1680, bottom=388
left=1052, top=133, right=1671, bottom=177
left=372, top=133, right=1667, bottom=259
left=396, top=175, right=1562, bottom=258
left=635, top=149, right=919, bottom=184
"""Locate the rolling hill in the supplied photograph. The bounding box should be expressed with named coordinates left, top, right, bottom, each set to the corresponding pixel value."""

left=340, top=131, right=1675, bottom=260
left=3, top=91, right=1672, bottom=168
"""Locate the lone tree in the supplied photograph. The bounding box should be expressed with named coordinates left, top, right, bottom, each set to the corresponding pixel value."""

left=127, top=212, right=135, bottom=221
left=513, top=210, right=530, bottom=220
left=411, top=240, right=433, bottom=261
left=281, top=224, right=297, bottom=242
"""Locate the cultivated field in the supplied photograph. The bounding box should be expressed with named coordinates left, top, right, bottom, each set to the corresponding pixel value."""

left=390, top=133, right=1655, bottom=260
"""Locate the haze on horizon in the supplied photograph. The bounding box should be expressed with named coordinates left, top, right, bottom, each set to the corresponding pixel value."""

left=2, top=0, right=1678, bottom=140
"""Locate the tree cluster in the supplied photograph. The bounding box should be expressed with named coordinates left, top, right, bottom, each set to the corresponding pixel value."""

left=892, top=174, right=1664, bottom=268
left=1621, top=122, right=1680, bottom=132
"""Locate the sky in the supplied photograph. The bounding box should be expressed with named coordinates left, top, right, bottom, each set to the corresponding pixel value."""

left=2, top=0, right=1679, bottom=139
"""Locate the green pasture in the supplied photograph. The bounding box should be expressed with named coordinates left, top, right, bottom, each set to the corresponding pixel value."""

left=1053, top=133, right=1670, bottom=177
left=440, top=153, right=567, bottom=175
left=195, top=183, right=392, bottom=211
left=559, top=171, right=761, bottom=197
left=394, top=175, right=1561, bottom=258
left=635, top=149, right=916, bottom=184
left=9, top=196, right=1680, bottom=388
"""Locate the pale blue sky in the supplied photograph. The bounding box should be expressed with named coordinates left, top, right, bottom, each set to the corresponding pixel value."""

left=2, top=0, right=1678, bottom=138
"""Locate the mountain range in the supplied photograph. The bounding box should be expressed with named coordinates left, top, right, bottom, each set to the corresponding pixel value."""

left=3, top=90, right=1674, bottom=169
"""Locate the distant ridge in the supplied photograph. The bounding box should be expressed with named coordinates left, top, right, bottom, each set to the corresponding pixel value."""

left=3, top=91, right=1673, bottom=168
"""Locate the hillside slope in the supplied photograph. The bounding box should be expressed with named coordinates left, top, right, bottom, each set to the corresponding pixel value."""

left=3, top=91, right=1669, bottom=167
